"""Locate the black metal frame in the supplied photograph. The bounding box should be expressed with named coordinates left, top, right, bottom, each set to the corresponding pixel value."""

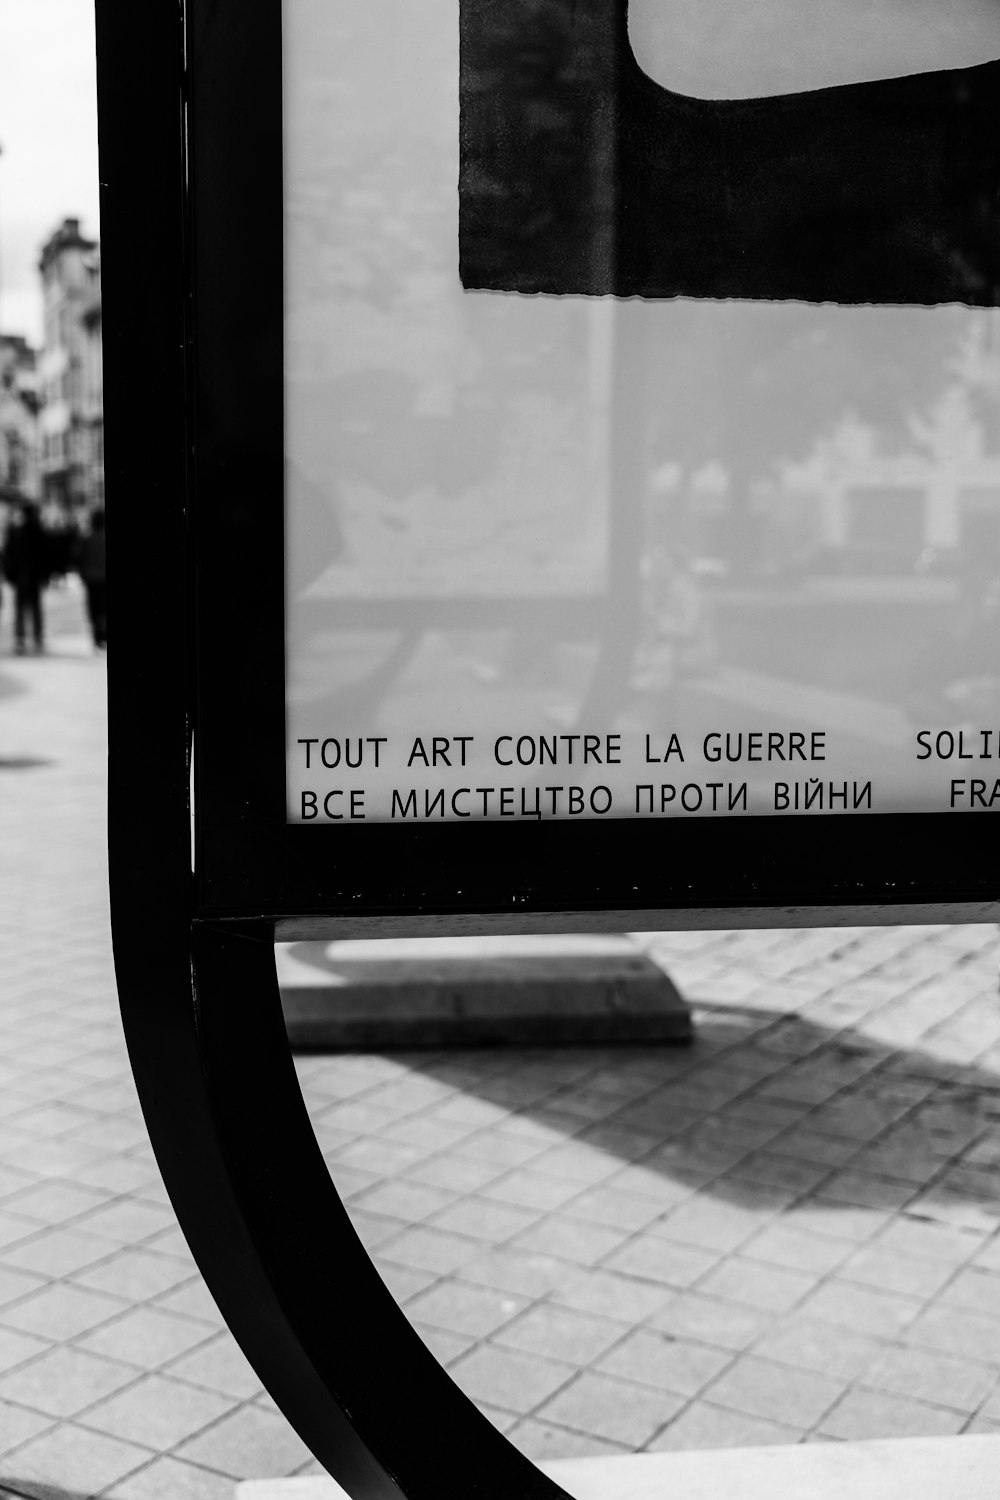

left=98, top=0, right=999, bottom=1494
left=172, top=0, right=996, bottom=934
left=97, top=1, right=571, bottom=1493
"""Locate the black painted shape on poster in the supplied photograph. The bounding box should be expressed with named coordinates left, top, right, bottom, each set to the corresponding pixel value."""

left=459, top=0, right=1000, bottom=304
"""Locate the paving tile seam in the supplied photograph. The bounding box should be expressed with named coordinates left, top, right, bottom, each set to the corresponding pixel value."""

left=646, top=1391, right=815, bottom=1449
left=0, top=1277, right=215, bottom=1375
left=379, top=1242, right=1000, bottom=1391
left=0, top=1374, right=234, bottom=1449
left=651, top=1396, right=805, bottom=1446
left=695, top=1352, right=970, bottom=1428
left=503, top=1366, right=811, bottom=1450
left=0, top=1101, right=143, bottom=1137
left=372, top=1213, right=1000, bottom=1429
left=0, top=1380, right=279, bottom=1481
left=0, top=1184, right=171, bottom=1227
left=419, top=1300, right=656, bottom=1376
left=415, top=1277, right=606, bottom=1352
left=738, top=1331, right=1000, bottom=1383
left=0, top=1211, right=181, bottom=1264
left=843, top=1377, right=1000, bottom=1421
left=30, top=1443, right=225, bottom=1500
left=0, top=1292, right=220, bottom=1362
left=0, top=1427, right=61, bottom=1473
left=0, top=1275, right=133, bottom=1325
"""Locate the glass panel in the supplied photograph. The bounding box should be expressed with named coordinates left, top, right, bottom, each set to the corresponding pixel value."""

left=284, top=0, right=1000, bottom=827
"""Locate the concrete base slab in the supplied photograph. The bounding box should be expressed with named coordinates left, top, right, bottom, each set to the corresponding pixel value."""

left=277, top=935, right=692, bottom=1049
left=236, top=1435, right=1000, bottom=1500
left=543, top=1438, right=1000, bottom=1498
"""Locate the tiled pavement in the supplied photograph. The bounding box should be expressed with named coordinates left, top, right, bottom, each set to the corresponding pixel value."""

left=0, top=591, right=316, bottom=1499
left=2, top=587, right=1000, bottom=1495
left=315, top=923, right=1000, bottom=1462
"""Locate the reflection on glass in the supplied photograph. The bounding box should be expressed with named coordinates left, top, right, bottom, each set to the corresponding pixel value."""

left=285, top=0, right=1000, bottom=827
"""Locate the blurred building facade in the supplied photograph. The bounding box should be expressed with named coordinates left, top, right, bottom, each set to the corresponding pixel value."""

left=0, top=334, right=40, bottom=504
left=36, top=216, right=103, bottom=510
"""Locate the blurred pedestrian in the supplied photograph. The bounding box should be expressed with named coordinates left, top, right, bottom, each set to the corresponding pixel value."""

left=75, top=507, right=107, bottom=650
left=2, top=501, right=50, bottom=654
left=41, top=502, right=77, bottom=584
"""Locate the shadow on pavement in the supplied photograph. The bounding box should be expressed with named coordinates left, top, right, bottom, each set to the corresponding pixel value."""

left=376, top=1001, right=1000, bottom=1222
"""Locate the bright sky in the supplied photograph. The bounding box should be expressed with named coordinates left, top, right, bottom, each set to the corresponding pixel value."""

left=0, top=0, right=100, bottom=344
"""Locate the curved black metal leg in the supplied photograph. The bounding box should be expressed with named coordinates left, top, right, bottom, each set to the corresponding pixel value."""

left=114, top=914, right=570, bottom=1499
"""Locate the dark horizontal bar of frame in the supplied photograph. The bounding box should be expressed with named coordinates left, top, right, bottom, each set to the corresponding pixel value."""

left=273, top=901, right=1000, bottom=941
left=194, top=808, right=1000, bottom=926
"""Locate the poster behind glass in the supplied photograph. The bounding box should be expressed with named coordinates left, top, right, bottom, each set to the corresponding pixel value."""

left=285, top=0, right=1000, bottom=824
